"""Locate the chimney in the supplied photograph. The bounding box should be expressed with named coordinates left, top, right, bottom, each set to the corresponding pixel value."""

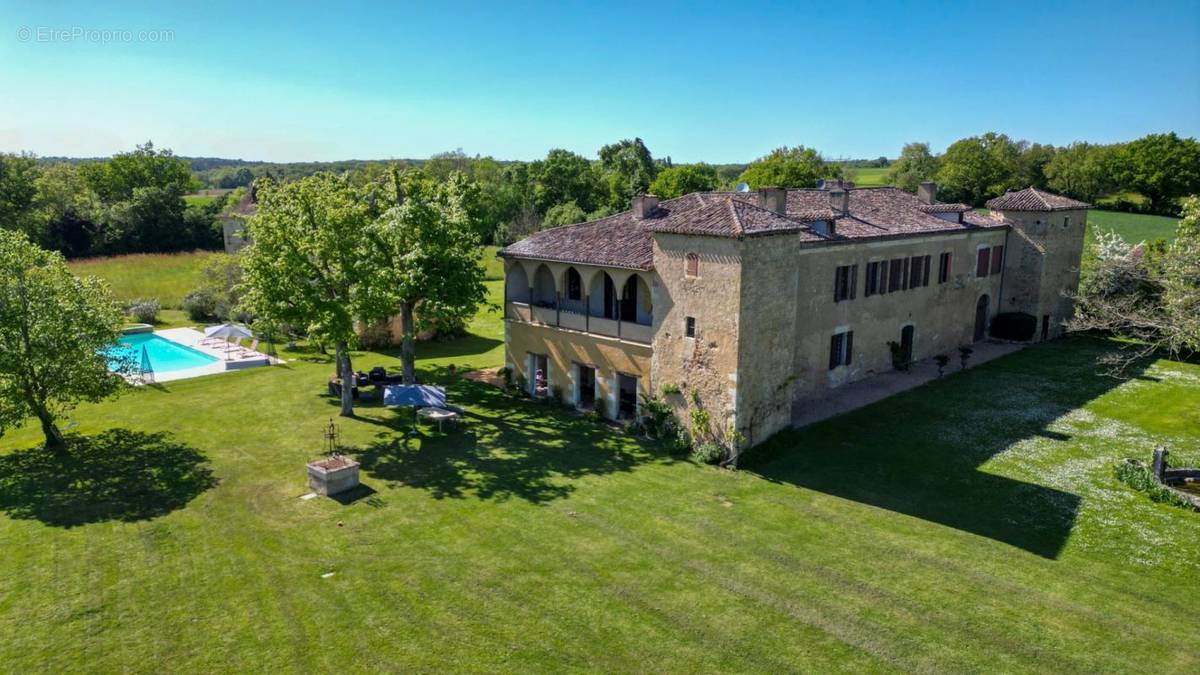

left=632, top=194, right=660, bottom=219
left=917, top=181, right=937, bottom=205
left=758, top=186, right=786, bottom=215
left=830, top=188, right=849, bottom=216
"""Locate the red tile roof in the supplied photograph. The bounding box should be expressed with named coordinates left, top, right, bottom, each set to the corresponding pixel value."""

left=985, top=187, right=1090, bottom=211
left=500, top=187, right=1014, bottom=270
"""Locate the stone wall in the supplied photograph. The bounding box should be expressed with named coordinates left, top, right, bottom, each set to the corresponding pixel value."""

left=998, top=208, right=1088, bottom=339
left=651, top=233, right=744, bottom=440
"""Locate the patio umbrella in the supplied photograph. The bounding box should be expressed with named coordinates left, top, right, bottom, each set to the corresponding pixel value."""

left=383, top=385, right=447, bottom=408
left=204, top=323, right=253, bottom=359
left=140, top=345, right=154, bottom=383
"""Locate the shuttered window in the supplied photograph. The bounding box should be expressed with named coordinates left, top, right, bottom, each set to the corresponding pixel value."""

left=685, top=253, right=699, bottom=277
left=976, top=248, right=990, bottom=277
left=828, top=330, right=853, bottom=369
left=685, top=316, right=696, bottom=338
left=908, top=256, right=923, bottom=289
left=865, top=261, right=880, bottom=296
left=834, top=264, right=858, bottom=302
left=922, top=254, right=931, bottom=287
left=888, top=258, right=904, bottom=292
left=990, top=245, right=1004, bottom=275
left=938, top=252, right=952, bottom=283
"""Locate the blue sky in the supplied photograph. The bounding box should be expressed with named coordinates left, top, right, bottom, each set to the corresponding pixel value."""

left=1, top=0, right=1197, bottom=163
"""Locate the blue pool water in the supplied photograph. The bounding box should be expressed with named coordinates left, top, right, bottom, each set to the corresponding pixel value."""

left=106, top=333, right=219, bottom=374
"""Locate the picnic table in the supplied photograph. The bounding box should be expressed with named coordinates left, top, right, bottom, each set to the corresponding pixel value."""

left=417, top=406, right=460, bottom=432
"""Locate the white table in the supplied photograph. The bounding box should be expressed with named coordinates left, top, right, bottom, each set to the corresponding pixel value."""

left=417, top=407, right=460, bottom=432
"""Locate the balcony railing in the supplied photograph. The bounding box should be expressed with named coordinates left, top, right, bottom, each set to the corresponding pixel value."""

left=506, top=302, right=653, bottom=345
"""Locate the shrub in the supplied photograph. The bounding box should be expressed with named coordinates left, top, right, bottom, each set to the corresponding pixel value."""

left=691, top=442, right=724, bottom=465
left=1114, top=460, right=1198, bottom=511
left=182, top=289, right=218, bottom=321
left=958, top=345, right=973, bottom=370
left=990, top=312, right=1037, bottom=341
left=887, top=340, right=911, bottom=371
left=128, top=298, right=160, bottom=324
left=638, top=394, right=674, bottom=439
left=935, top=354, right=950, bottom=377
left=660, top=382, right=682, bottom=397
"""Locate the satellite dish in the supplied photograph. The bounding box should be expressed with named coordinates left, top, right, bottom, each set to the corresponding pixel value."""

left=735, top=182, right=750, bottom=193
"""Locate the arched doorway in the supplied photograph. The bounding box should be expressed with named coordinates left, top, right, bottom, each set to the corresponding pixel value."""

left=532, top=264, right=556, bottom=307
left=589, top=272, right=618, bottom=320
left=974, top=295, right=990, bottom=341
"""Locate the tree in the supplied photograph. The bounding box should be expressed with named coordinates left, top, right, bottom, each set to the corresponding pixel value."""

left=1115, top=133, right=1200, bottom=211
left=648, top=164, right=719, bottom=198
left=886, top=142, right=940, bottom=192
left=240, top=174, right=386, bottom=416
left=0, top=230, right=126, bottom=451
left=532, top=149, right=601, bottom=214
left=34, top=163, right=100, bottom=257
left=0, top=153, right=41, bottom=239
left=82, top=141, right=194, bottom=203
left=597, top=138, right=657, bottom=210
left=1068, top=196, right=1200, bottom=367
left=542, top=200, right=587, bottom=227
left=1017, top=142, right=1056, bottom=190
left=737, top=146, right=829, bottom=189
left=1045, top=142, right=1117, bottom=203
left=367, top=168, right=488, bottom=384
left=935, top=133, right=1023, bottom=205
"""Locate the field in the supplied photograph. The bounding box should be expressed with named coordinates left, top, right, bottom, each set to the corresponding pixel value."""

left=1088, top=209, right=1181, bottom=244
left=849, top=166, right=889, bottom=186
left=2, top=251, right=1199, bottom=671
left=68, top=251, right=216, bottom=308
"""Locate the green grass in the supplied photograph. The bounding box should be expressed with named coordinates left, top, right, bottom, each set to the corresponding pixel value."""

left=183, top=194, right=218, bottom=207
left=2, top=251, right=1199, bottom=672
left=1088, top=209, right=1180, bottom=245
left=68, top=251, right=216, bottom=308
left=849, top=167, right=889, bottom=186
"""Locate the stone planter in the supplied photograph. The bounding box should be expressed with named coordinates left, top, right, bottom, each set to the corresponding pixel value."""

left=307, top=456, right=360, bottom=496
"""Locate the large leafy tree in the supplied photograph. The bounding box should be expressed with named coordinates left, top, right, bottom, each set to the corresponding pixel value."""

left=81, top=141, right=194, bottom=203
left=0, top=230, right=127, bottom=451
left=0, top=153, right=41, bottom=240
left=649, top=164, right=719, bottom=198
left=886, top=142, right=940, bottom=192
left=737, top=146, right=830, bottom=189
left=240, top=174, right=387, bottom=416
left=531, top=149, right=601, bottom=214
left=597, top=137, right=657, bottom=210
left=935, top=132, right=1024, bottom=205
left=34, top=163, right=101, bottom=257
left=1115, top=133, right=1200, bottom=211
left=368, top=168, right=488, bottom=384
left=1045, top=142, right=1118, bottom=202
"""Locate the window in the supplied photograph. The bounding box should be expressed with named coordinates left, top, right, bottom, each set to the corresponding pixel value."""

left=976, top=247, right=990, bottom=277
left=566, top=268, right=582, bottom=300
left=938, top=252, right=952, bottom=284
left=922, top=254, right=931, bottom=287
left=685, top=252, right=699, bottom=277
left=829, top=330, right=853, bottom=370
left=908, top=255, right=925, bottom=289
left=834, top=264, right=857, bottom=302
left=865, top=261, right=880, bottom=296
left=990, top=245, right=1004, bottom=275
left=685, top=316, right=696, bottom=338
left=1063, top=216, right=1071, bottom=228
left=888, top=257, right=904, bottom=292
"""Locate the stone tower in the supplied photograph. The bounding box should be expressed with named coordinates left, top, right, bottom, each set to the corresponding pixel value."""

left=987, top=187, right=1091, bottom=340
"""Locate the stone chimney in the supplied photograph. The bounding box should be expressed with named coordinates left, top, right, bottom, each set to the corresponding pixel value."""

left=632, top=194, right=660, bottom=219
left=917, top=181, right=937, bottom=205
left=758, top=186, right=786, bottom=215
left=830, top=188, right=849, bottom=216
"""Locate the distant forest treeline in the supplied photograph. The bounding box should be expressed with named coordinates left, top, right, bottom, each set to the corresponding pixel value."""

left=5, top=132, right=1196, bottom=259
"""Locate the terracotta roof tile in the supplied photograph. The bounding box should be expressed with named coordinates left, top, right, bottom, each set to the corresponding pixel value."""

left=500, top=186, right=1020, bottom=270
left=985, top=187, right=1090, bottom=211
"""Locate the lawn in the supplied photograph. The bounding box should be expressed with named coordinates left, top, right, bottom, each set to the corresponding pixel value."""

left=67, top=251, right=217, bottom=308
left=1, top=257, right=1198, bottom=671
left=850, top=167, right=889, bottom=186
left=1087, top=209, right=1180, bottom=244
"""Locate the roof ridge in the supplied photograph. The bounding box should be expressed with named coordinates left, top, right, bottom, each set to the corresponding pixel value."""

left=725, top=197, right=745, bottom=237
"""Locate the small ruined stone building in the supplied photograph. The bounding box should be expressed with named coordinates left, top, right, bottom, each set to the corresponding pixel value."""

left=499, top=183, right=1089, bottom=446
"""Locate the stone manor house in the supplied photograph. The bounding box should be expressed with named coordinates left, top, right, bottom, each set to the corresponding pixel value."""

left=499, top=182, right=1089, bottom=446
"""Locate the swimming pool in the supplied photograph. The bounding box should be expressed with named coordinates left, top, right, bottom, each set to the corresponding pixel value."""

left=106, top=333, right=219, bottom=374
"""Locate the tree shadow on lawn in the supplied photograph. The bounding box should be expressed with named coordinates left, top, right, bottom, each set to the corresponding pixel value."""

left=741, top=338, right=1149, bottom=560
left=352, top=379, right=670, bottom=504
left=0, top=429, right=218, bottom=528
